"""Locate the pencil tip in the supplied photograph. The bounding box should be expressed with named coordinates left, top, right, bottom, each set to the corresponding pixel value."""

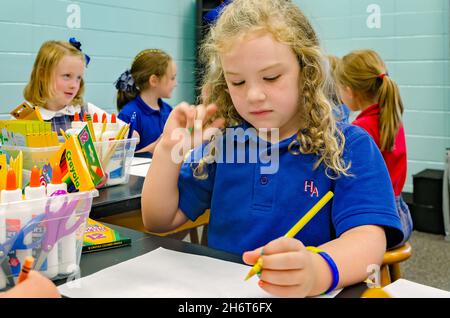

left=244, top=270, right=254, bottom=281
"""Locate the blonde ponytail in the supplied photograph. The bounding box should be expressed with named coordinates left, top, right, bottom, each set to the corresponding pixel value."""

left=335, top=49, right=404, bottom=151
left=378, top=75, right=403, bottom=151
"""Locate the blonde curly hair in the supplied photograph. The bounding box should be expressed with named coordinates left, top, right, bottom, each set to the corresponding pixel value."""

left=196, top=0, right=350, bottom=179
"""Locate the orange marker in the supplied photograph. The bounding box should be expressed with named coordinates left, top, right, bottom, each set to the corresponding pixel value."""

left=110, top=113, right=116, bottom=123
left=101, top=113, right=107, bottom=124
left=17, top=256, right=34, bottom=283
left=74, top=112, right=80, bottom=122
left=83, top=112, right=87, bottom=122
left=93, top=113, right=98, bottom=123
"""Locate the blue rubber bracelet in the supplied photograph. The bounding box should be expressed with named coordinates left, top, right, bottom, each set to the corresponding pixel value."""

left=306, top=246, right=340, bottom=295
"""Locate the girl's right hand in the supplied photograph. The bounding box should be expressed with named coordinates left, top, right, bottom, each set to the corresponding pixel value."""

left=160, top=102, right=225, bottom=154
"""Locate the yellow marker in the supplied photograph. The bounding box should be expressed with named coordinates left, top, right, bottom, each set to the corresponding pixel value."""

left=244, top=191, right=334, bottom=281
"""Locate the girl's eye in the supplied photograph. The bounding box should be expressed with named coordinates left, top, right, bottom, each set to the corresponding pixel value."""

left=231, top=81, right=245, bottom=86
left=264, top=75, right=281, bottom=81
left=63, top=74, right=71, bottom=79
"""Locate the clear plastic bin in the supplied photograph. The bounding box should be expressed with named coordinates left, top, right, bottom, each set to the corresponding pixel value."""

left=0, top=138, right=138, bottom=189
left=0, top=190, right=97, bottom=290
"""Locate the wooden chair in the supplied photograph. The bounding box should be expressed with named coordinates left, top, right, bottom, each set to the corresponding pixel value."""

left=361, top=287, right=392, bottom=298
left=380, top=242, right=412, bottom=287
left=98, top=209, right=210, bottom=245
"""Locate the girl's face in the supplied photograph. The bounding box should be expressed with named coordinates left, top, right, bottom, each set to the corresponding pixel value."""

left=155, top=60, right=177, bottom=99
left=47, top=55, right=84, bottom=111
left=221, top=33, right=302, bottom=140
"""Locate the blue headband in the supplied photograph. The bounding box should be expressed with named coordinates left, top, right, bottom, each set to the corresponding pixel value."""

left=69, top=37, right=91, bottom=66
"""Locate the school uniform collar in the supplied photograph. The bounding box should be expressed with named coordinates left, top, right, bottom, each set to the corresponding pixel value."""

left=355, top=103, right=380, bottom=120
left=231, top=122, right=298, bottom=150
left=38, top=104, right=82, bottom=120
left=135, top=95, right=168, bottom=115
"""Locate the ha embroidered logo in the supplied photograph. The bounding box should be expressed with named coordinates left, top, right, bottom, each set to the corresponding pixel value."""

left=304, top=180, right=319, bottom=197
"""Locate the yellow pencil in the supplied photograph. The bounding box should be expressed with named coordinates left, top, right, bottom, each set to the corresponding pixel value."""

left=59, top=128, right=69, bottom=141
left=86, top=113, right=96, bottom=142
left=244, top=190, right=334, bottom=281
left=17, top=151, right=23, bottom=189
left=99, top=118, right=107, bottom=141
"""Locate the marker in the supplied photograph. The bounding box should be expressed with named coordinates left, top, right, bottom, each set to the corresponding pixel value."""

left=93, top=113, right=99, bottom=123
left=244, top=191, right=334, bottom=281
left=110, top=113, right=116, bottom=123
left=83, top=112, right=87, bottom=122
left=74, top=112, right=80, bottom=122
left=101, top=113, right=107, bottom=124
left=17, top=256, right=34, bottom=284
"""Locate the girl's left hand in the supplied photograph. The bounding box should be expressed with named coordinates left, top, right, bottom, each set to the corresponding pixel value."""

left=242, top=237, right=317, bottom=298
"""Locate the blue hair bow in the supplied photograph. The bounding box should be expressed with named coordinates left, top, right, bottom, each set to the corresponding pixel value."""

left=69, top=37, right=91, bottom=66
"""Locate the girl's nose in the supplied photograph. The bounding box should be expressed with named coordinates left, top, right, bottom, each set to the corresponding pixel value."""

left=70, top=79, right=79, bottom=88
left=247, top=85, right=266, bottom=104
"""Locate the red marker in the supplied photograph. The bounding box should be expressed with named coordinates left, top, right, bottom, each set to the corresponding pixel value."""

left=101, top=113, right=107, bottom=124
left=93, top=113, right=98, bottom=123
left=83, top=112, right=87, bottom=122
left=110, top=113, right=117, bottom=123
left=74, top=112, right=80, bottom=122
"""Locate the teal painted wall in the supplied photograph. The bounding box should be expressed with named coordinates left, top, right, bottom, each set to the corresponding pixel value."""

left=0, top=0, right=196, bottom=115
left=294, top=0, right=450, bottom=192
left=1, top=0, right=449, bottom=192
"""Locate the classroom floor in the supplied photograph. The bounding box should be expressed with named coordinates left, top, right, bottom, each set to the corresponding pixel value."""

left=402, top=230, right=450, bottom=291
left=183, top=228, right=450, bottom=292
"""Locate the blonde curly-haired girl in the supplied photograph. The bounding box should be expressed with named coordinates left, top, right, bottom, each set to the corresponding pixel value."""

left=142, top=0, right=404, bottom=297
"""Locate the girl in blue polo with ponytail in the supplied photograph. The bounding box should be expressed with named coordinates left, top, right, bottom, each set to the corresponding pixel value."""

left=116, top=49, right=177, bottom=154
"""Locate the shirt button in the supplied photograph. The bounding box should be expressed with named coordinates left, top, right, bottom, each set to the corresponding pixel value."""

left=260, top=176, right=269, bottom=185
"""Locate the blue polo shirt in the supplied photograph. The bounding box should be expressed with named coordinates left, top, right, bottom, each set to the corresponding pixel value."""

left=118, top=96, right=172, bottom=152
left=178, top=123, right=403, bottom=255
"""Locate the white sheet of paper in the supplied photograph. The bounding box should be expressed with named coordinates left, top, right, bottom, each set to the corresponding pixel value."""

left=131, top=157, right=152, bottom=166
left=383, top=279, right=450, bottom=298
left=58, top=247, right=341, bottom=298
left=129, top=163, right=150, bottom=177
